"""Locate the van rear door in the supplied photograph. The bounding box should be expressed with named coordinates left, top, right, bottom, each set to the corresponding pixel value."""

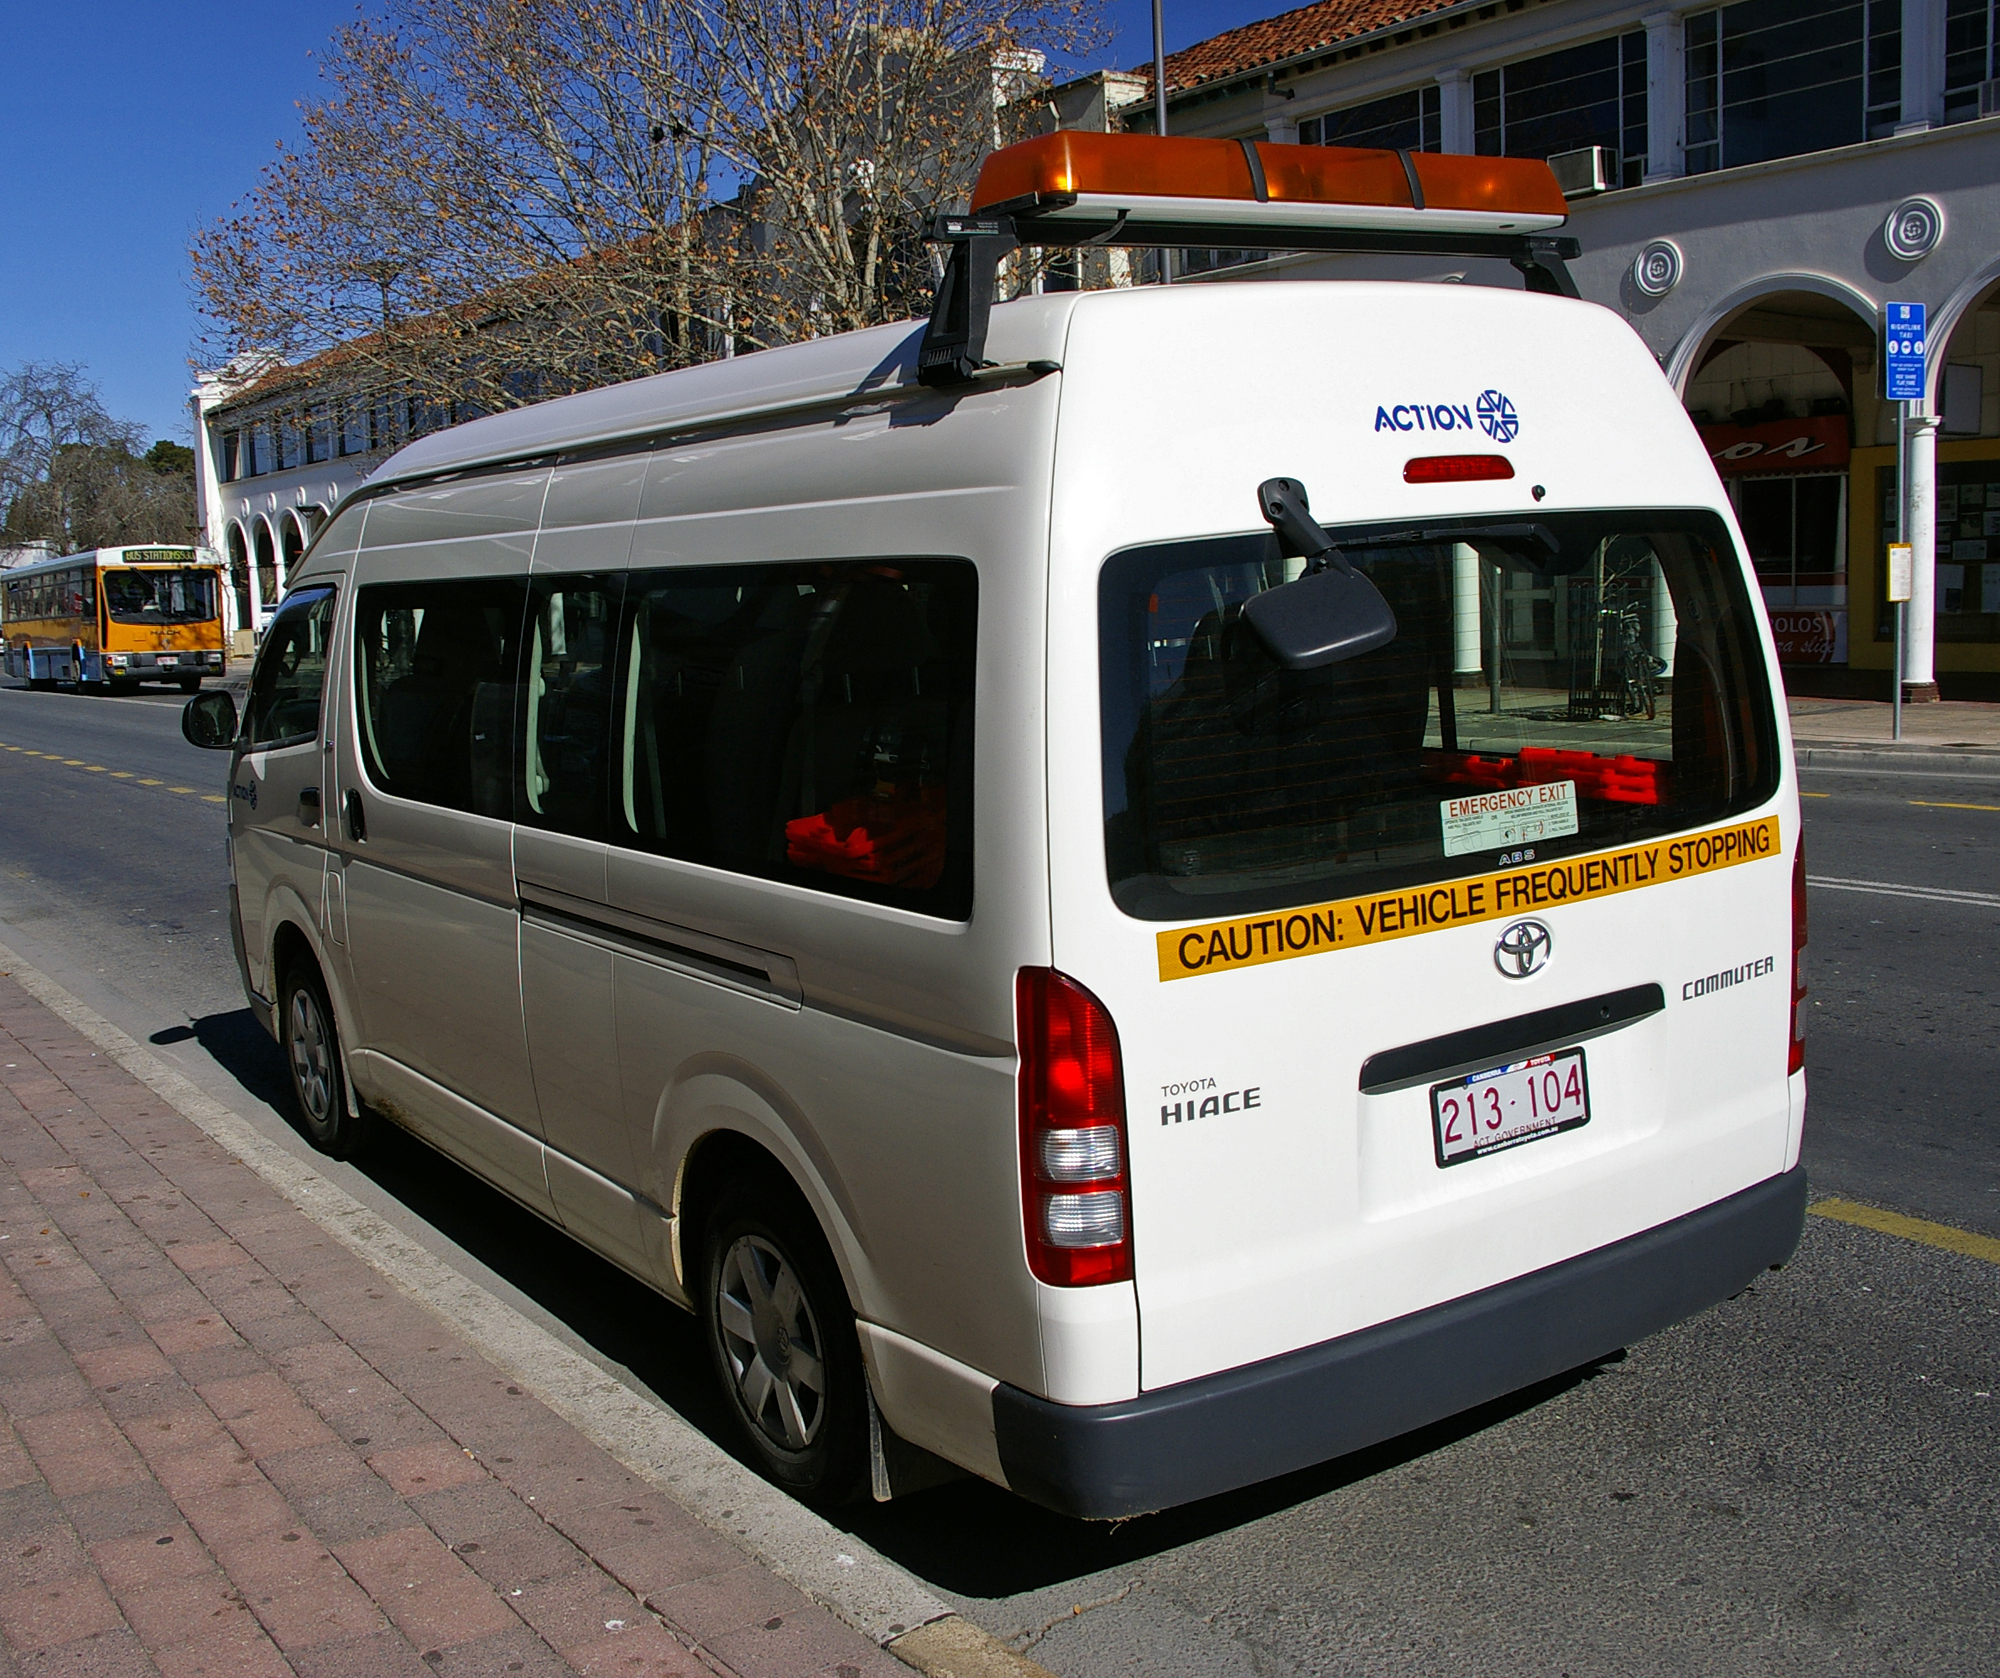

left=1042, top=283, right=1796, bottom=1395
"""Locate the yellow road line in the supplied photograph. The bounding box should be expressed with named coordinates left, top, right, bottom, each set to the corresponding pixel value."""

left=167, top=787, right=196, bottom=795
left=1910, top=800, right=2000, bottom=812
left=85, top=765, right=106, bottom=773
left=60, top=759, right=82, bottom=766
left=1810, top=1198, right=2000, bottom=1265
left=109, top=772, right=132, bottom=779
left=200, top=795, right=226, bottom=804
left=1802, top=791, right=1830, bottom=798
left=137, top=779, right=163, bottom=787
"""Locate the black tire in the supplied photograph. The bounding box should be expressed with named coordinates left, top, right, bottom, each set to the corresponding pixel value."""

left=110, top=679, right=139, bottom=696
left=178, top=675, right=201, bottom=694
left=700, top=1174, right=868, bottom=1507
left=279, top=960, right=370, bottom=1158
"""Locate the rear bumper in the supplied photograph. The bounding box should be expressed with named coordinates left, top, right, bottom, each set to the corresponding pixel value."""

left=993, top=1165, right=1807, bottom=1519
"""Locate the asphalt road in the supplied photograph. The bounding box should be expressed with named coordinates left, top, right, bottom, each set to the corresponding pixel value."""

left=0, top=682, right=1992, bottom=1677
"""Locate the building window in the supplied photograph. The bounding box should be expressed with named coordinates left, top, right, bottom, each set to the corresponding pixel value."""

left=304, top=408, right=333, bottom=465
left=1299, top=85, right=1442, bottom=151
left=1945, top=0, right=1997, bottom=121
left=275, top=421, right=299, bottom=472
left=243, top=427, right=264, bottom=478
left=1685, top=0, right=1901, bottom=175
left=221, top=431, right=239, bottom=483
left=1474, top=32, right=1646, bottom=187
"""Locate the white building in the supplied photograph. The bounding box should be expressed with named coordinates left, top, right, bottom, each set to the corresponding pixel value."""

left=1097, top=0, right=2000, bottom=698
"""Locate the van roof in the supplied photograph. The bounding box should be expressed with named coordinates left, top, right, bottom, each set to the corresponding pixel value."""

left=372, top=298, right=1082, bottom=489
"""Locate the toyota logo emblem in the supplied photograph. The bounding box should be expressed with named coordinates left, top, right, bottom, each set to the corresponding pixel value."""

left=1494, top=919, right=1552, bottom=979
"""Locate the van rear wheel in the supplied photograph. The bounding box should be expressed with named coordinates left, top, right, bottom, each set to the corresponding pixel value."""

left=700, top=1178, right=867, bottom=1507
left=280, top=962, right=369, bottom=1159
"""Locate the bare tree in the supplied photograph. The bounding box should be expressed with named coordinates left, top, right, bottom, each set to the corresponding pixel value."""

left=0, top=363, right=195, bottom=553
left=189, top=0, right=1099, bottom=421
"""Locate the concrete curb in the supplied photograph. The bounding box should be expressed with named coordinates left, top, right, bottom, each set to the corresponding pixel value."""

left=1795, top=743, right=2000, bottom=775
left=0, top=933, right=1053, bottom=1677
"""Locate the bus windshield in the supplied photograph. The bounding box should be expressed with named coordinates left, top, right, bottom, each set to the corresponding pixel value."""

left=1100, top=509, right=1780, bottom=920
left=104, top=568, right=218, bottom=625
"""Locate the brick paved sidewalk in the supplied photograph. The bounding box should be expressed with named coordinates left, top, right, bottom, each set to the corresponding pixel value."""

left=0, top=974, right=907, bottom=1678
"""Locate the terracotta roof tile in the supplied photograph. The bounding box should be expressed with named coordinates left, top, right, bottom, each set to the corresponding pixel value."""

left=1135, top=0, right=1461, bottom=96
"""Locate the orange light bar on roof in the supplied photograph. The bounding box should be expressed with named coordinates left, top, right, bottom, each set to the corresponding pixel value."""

left=970, top=132, right=1568, bottom=237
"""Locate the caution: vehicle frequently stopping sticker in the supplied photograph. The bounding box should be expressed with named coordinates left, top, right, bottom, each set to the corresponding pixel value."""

left=1155, top=815, right=1783, bottom=982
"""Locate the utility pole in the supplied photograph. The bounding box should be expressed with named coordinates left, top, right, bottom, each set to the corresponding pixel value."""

left=1153, top=0, right=1174, bottom=284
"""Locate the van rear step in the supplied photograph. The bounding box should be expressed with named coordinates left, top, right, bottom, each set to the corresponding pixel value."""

left=991, top=1166, right=1806, bottom=1519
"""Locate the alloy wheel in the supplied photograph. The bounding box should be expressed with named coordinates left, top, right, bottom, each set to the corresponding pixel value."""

left=287, top=987, right=334, bottom=1125
left=713, top=1234, right=827, bottom=1452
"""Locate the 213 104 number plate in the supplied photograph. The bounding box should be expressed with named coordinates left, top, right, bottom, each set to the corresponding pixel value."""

left=1431, top=1049, right=1589, bottom=1167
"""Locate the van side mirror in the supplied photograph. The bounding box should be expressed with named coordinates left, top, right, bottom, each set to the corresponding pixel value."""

left=182, top=690, right=239, bottom=749
left=1240, top=478, right=1399, bottom=670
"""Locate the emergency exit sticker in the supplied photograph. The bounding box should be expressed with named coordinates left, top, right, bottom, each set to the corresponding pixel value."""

left=1441, top=781, right=1579, bottom=858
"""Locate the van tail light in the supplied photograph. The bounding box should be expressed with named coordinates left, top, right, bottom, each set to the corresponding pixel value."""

left=1017, top=968, right=1133, bottom=1287
left=1403, top=454, right=1515, bottom=484
left=1789, top=839, right=1808, bottom=1075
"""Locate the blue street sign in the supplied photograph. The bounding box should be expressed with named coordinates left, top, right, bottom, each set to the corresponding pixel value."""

left=1884, top=301, right=1926, bottom=401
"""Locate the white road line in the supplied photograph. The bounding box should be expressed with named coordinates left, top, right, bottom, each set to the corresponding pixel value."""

left=1808, top=875, right=2000, bottom=908
left=0, top=933, right=968, bottom=1659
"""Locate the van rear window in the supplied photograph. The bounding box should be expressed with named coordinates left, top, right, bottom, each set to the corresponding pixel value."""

left=1100, top=510, right=1778, bottom=920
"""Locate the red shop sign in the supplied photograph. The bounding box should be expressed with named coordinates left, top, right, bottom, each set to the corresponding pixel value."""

left=1696, top=414, right=1851, bottom=476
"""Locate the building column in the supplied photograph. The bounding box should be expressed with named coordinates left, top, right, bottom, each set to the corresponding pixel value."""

left=1902, top=408, right=1940, bottom=700
left=1436, top=69, right=1474, bottom=154
left=1452, top=544, right=1482, bottom=677
left=1642, top=11, right=1685, bottom=181
left=1263, top=110, right=1300, bottom=144
left=1898, top=0, right=1947, bottom=132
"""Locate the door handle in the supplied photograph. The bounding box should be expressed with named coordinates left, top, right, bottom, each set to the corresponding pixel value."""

left=298, top=787, right=321, bottom=827
left=343, top=789, right=367, bottom=843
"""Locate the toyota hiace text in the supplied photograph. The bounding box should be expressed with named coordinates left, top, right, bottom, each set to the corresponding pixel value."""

left=185, top=134, right=1807, bottom=1517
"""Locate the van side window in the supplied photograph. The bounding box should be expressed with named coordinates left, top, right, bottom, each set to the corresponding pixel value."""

left=520, top=576, right=621, bottom=840
left=244, top=588, right=336, bottom=749
left=353, top=579, right=526, bottom=818
left=616, top=560, right=976, bottom=919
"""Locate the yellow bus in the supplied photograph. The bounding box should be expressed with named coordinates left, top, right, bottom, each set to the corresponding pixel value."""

left=2, top=546, right=227, bottom=694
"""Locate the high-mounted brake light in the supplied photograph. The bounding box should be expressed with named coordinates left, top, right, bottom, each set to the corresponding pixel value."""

left=1017, top=968, right=1132, bottom=1287
left=1789, top=840, right=1808, bottom=1075
left=1404, top=454, right=1515, bottom=484
left=971, top=132, right=1568, bottom=237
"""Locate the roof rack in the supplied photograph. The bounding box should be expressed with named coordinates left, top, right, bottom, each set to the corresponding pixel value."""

left=918, top=132, right=1581, bottom=388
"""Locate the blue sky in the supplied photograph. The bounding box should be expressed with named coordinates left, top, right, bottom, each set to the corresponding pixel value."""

left=0, top=0, right=1279, bottom=447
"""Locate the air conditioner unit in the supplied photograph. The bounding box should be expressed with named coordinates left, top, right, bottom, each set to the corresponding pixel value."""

left=1546, top=144, right=1616, bottom=197
left=1980, top=77, right=2000, bottom=117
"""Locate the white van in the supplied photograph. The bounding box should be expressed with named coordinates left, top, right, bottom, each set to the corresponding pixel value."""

left=185, top=134, right=1807, bottom=1518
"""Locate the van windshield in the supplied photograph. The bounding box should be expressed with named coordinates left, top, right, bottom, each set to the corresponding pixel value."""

left=1100, top=509, right=1779, bottom=920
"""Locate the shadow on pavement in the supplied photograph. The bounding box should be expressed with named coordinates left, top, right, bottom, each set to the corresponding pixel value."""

left=835, top=1355, right=1622, bottom=1599
left=153, top=1010, right=292, bottom=1111
left=152, top=1010, right=1627, bottom=1601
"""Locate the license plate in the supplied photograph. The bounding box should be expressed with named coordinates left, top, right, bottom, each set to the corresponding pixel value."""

left=1431, top=1049, right=1590, bottom=1167
left=156, top=655, right=177, bottom=666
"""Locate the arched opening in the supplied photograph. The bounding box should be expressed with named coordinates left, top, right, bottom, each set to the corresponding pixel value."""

left=225, top=523, right=251, bottom=631
left=1679, top=288, right=1878, bottom=687
left=279, top=512, right=307, bottom=594
left=1930, top=279, right=2000, bottom=665
left=254, top=520, right=278, bottom=616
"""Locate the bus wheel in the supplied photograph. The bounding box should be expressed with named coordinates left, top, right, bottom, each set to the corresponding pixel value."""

left=280, top=961, right=371, bottom=1159
left=178, top=675, right=201, bottom=694
left=701, top=1175, right=868, bottom=1507
left=27, top=680, right=53, bottom=693
left=110, top=679, right=139, bottom=696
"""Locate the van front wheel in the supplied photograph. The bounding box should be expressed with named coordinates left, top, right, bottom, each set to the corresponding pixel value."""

left=280, top=963, right=369, bottom=1159
left=700, top=1182, right=867, bottom=1507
